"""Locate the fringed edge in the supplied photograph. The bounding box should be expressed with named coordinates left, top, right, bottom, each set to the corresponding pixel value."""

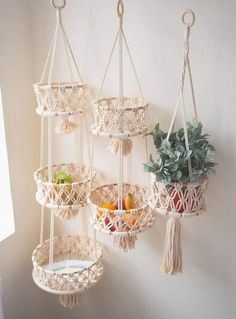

left=55, top=118, right=78, bottom=134
left=160, top=217, right=183, bottom=275
left=54, top=209, right=79, bottom=220
left=113, top=234, right=137, bottom=252
left=108, top=138, right=132, bottom=156
left=58, top=292, right=84, bottom=309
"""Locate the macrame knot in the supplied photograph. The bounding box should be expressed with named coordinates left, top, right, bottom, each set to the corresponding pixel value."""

left=161, top=217, right=183, bottom=275
left=55, top=118, right=78, bottom=134
left=108, top=138, right=132, bottom=156
left=113, top=234, right=137, bottom=252
left=58, top=292, right=83, bottom=309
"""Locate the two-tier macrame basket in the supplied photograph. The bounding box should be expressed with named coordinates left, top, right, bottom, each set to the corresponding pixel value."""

left=88, top=0, right=156, bottom=252
left=149, top=10, right=209, bottom=275
left=32, top=0, right=103, bottom=308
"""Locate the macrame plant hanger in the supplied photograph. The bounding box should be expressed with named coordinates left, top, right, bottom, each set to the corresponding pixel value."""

left=89, top=0, right=156, bottom=252
left=149, top=10, right=208, bottom=275
left=32, top=0, right=103, bottom=308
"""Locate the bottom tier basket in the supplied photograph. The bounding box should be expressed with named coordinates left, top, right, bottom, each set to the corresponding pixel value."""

left=149, top=175, right=209, bottom=217
left=89, top=183, right=156, bottom=252
left=32, top=236, right=103, bottom=308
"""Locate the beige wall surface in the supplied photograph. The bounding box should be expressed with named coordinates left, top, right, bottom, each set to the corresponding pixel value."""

left=1, top=0, right=236, bottom=318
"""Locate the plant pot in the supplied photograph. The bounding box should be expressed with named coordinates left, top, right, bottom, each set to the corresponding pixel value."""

left=149, top=175, right=209, bottom=217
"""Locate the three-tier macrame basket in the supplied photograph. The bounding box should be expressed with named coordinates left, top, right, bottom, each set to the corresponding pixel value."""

left=32, top=0, right=103, bottom=308
left=149, top=10, right=209, bottom=275
left=88, top=0, right=156, bottom=252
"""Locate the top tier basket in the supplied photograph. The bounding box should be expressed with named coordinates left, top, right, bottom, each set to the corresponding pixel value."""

left=91, top=1, right=148, bottom=138
left=33, top=1, right=87, bottom=117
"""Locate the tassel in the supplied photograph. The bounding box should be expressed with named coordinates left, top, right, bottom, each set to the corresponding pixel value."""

left=108, top=138, right=132, bottom=156
left=161, top=217, right=183, bottom=275
left=55, top=118, right=78, bottom=134
left=58, top=292, right=83, bottom=309
left=113, top=234, right=137, bottom=252
left=55, top=209, right=79, bottom=220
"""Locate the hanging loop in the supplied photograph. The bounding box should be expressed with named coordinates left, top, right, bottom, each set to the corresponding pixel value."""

left=117, top=0, right=124, bottom=18
left=182, top=9, right=195, bottom=28
left=51, top=0, right=66, bottom=10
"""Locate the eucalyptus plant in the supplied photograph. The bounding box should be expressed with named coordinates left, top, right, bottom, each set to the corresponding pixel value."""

left=144, top=121, right=216, bottom=183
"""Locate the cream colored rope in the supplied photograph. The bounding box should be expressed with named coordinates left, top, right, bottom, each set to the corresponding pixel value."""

left=167, top=10, right=197, bottom=182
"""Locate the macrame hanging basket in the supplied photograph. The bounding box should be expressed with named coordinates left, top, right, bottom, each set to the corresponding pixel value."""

left=32, top=236, right=103, bottom=308
left=89, top=1, right=155, bottom=252
left=149, top=9, right=211, bottom=275
left=89, top=183, right=156, bottom=252
left=92, top=97, right=148, bottom=138
left=33, top=0, right=88, bottom=134
left=34, top=163, right=96, bottom=219
left=34, top=82, right=87, bottom=118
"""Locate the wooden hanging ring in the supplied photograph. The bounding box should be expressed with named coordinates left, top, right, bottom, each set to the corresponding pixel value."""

left=51, top=0, right=66, bottom=9
left=182, top=9, right=195, bottom=28
left=117, top=0, right=124, bottom=18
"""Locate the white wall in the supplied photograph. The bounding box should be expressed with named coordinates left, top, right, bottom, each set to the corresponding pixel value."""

left=1, top=0, right=236, bottom=318
left=0, top=0, right=54, bottom=318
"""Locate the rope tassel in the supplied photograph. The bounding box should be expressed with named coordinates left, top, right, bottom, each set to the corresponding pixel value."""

left=161, top=217, right=183, bottom=275
left=58, top=292, right=83, bottom=309
left=108, top=138, right=132, bottom=156
left=113, top=234, right=137, bottom=252
left=55, top=117, right=78, bottom=134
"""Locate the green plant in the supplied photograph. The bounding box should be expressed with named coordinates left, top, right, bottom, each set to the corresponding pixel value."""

left=144, top=121, right=216, bottom=183
left=54, top=172, right=73, bottom=184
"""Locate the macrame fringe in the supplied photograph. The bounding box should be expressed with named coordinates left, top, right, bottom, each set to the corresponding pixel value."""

left=108, top=138, right=132, bottom=156
left=113, top=234, right=137, bottom=252
left=58, top=292, right=83, bottom=309
left=55, top=118, right=78, bottom=134
left=161, top=217, right=183, bottom=275
left=55, top=209, right=79, bottom=220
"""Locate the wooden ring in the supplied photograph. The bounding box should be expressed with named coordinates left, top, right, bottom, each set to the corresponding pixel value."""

left=117, top=0, right=124, bottom=18
left=51, top=0, right=66, bottom=9
left=182, top=9, right=195, bottom=27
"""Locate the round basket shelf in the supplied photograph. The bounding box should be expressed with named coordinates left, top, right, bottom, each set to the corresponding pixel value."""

left=91, top=97, right=148, bottom=138
left=32, top=236, right=103, bottom=295
left=149, top=175, right=209, bottom=218
left=34, top=163, right=96, bottom=212
left=89, top=183, right=156, bottom=235
left=33, top=82, right=88, bottom=117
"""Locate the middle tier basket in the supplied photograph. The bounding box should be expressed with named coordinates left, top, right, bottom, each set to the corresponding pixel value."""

left=89, top=0, right=156, bottom=252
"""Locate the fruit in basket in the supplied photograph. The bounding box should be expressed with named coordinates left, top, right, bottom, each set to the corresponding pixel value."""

left=54, top=172, right=73, bottom=184
left=98, top=203, right=116, bottom=232
left=123, top=210, right=142, bottom=230
left=124, top=193, right=135, bottom=210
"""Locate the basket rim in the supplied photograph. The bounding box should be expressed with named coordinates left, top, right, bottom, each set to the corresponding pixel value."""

left=150, top=174, right=209, bottom=188
left=34, top=163, right=96, bottom=187
left=32, top=235, right=103, bottom=276
left=88, top=182, right=149, bottom=216
left=33, top=81, right=87, bottom=89
left=93, top=96, right=148, bottom=111
left=32, top=261, right=103, bottom=295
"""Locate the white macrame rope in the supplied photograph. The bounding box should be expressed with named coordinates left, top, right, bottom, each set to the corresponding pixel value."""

left=121, top=31, right=144, bottom=102
left=167, top=11, right=197, bottom=183
left=96, top=31, right=119, bottom=100
left=96, top=0, right=144, bottom=102
left=39, top=116, right=45, bottom=244
left=40, top=5, right=83, bottom=84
